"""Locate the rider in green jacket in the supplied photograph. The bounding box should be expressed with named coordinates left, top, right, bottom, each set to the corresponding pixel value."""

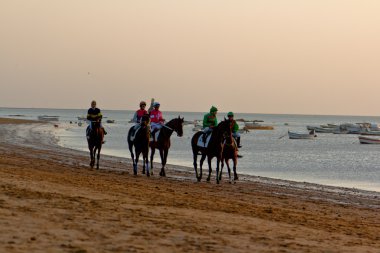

left=203, top=106, right=218, bottom=133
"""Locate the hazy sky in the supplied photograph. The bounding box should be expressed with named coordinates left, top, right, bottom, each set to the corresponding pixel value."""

left=1, top=1, right=380, bottom=115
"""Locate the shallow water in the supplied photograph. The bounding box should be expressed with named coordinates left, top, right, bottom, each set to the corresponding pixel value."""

left=1, top=107, right=379, bottom=192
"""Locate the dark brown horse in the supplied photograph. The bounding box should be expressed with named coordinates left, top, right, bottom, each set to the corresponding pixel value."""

left=87, top=121, right=104, bottom=169
left=219, top=134, right=238, bottom=184
left=150, top=116, right=184, bottom=177
left=191, top=119, right=232, bottom=184
left=127, top=114, right=150, bottom=176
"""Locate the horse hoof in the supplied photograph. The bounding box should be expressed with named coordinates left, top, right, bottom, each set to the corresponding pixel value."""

left=142, top=170, right=146, bottom=174
left=206, top=177, right=210, bottom=182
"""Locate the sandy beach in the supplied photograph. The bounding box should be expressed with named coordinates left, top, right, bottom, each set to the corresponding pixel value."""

left=0, top=118, right=379, bottom=252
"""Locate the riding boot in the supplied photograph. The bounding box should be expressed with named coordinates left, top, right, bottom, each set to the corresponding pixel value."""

left=103, top=128, right=107, bottom=135
left=86, top=127, right=91, bottom=140
left=237, top=154, right=243, bottom=158
left=237, top=137, right=242, bottom=148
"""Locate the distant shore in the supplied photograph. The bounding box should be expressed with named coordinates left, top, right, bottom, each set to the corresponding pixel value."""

left=0, top=117, right=379, bottom=252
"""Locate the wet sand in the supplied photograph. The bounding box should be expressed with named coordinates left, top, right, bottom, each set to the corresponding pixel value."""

left=0, top=118, right=379, bottom=252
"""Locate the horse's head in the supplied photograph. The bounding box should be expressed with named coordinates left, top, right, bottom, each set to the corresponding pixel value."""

left=167, top=116, right=184, bottom=137
left=140, top=114, right=150, bottom=127
left=216, top=118, right=232, bottom=140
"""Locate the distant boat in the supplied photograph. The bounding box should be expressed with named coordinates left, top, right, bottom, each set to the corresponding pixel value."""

left=288, top=130, right=316, bottom=139
left=77, top=116, right=87, bottom=121
left=106, top=119, right=115, bottom=123
left=38, top=115, right=59, bottom=121
left=244, top=121, right=274, bottom=130
left=358, top=136, right=380, bottom=144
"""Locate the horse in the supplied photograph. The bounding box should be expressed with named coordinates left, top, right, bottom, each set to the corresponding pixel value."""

left=191, top=119, right=232, bottom=184
left=87, top=121, right=104, bottom=169
left=219, top=134, right=238, bottom=184
left=150, top=116, right=184, bottom=177
left=127, top=114, right=151, bottom=176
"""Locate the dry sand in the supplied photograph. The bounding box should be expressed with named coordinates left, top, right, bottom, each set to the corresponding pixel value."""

left=0, top=117, right=379, bottom=252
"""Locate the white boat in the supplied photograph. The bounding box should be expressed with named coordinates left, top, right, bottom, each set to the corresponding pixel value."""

left=106, top=119, right=115, bottom=123
left=38, top=115, right=59, bottom=121
left=288, top=130, right=316, bottom=139
left=358, top=136, right=380, bottom=144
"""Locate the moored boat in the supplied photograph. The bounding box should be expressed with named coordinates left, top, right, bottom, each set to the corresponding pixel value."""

left=288, top=130, right=316, bottom=139
left=37, top=115, right=59, bottom=121
left=244, top=121, right=274, bottom=130
left=358, top=136, right=380, bottom=144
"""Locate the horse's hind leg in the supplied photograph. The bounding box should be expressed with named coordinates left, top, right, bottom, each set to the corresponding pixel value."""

left=199, top=154, right=206, bottom=182
left=159, top=149, right=165, bottom=177
left=206, top=156, right=212, bottom=182
left=160, top=149, right=168, bottom=177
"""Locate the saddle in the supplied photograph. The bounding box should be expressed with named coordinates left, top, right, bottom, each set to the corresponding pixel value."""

left=130, top=125, right=141, bottom=142
left=197, top=132, right=212, bottom=148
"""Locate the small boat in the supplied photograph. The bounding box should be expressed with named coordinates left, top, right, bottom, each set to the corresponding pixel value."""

left=244, top=121, right=274, bottom=130
left=77, top=116, right=87, bottom=121
left=314, top=127, right=335, bottom=133
left=106, top=119, right=115, bottom=123
left=38, top=115, right=59, bottom=121
left=360, top=130, right=380, bottom=136
left=358, top=136, right=380, bottom=144
left=288, top=130, right=316, bottom=139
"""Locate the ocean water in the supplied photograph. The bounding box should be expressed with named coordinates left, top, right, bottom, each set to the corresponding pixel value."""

left=1, top=107, right=380, bottom=192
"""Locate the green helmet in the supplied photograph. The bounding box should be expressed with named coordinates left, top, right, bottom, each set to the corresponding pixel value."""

left=227, top=112, right=234, bottom=117
left=210, top=106, right=218, bottom=113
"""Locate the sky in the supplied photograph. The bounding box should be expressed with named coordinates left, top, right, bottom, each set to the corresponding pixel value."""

left=1, top=0, right=380, bottom=115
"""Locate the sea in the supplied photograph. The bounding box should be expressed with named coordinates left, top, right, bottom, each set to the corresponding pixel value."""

left=1, top=107, right=380, bottom=192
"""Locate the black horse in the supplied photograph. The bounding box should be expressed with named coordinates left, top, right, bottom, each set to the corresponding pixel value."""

left=127, top=114, right=151, bottom=176
left=191, top=119, right=232, bottom=184
left=87, top=121, right=104, bottom=169
left=219, top=133, right=238, bottom=184
left=150, top=116, right=184, bottom=177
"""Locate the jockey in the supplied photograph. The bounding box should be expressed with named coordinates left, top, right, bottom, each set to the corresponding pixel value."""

left=86, top=100, right=107, bottom=138
left=150, top=102, right=165, bottom=139
left=202, top=106, right=218, bottom=135
left=133, top=101, right=148, bottom=124
left=227, top=112, right=242, bottom=148
left=130, top=101, right=149, bottom=138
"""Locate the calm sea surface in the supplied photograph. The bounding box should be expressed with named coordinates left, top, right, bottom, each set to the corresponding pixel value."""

left=1, top=107, right=380, bottom=192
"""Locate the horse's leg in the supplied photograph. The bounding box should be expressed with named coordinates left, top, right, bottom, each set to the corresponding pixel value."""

left=160, top=148, right=168, bottom=177
left=193, top=150, right=199, bottom=181
left=226, top=159, right=232, bottom=184
left=199, top=154, right=206, bottom=182
left=142, top=150, right=146, bottom=175
left=129, top=142, right=137, bottom=175
left=206, top=156, right=212, bottom=182
left=144, top=150, right=150, bottom=177
left=233, top=157, right=238, bottom=181
left=159, top=149, right=165, bottom=177
left=89, top=146, right=95, bottom=168
left=96, top=146, right=101, bottom=170
left=135, top=151, right=141, bottom=175
left=216, top=157, right=220, bottom=184
left=219, top=157, right=225, bottom=181
left=150, top=147, right=155, bottom=176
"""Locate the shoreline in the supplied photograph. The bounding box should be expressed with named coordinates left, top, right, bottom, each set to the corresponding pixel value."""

left=1, top=117, right=380, bottom=252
